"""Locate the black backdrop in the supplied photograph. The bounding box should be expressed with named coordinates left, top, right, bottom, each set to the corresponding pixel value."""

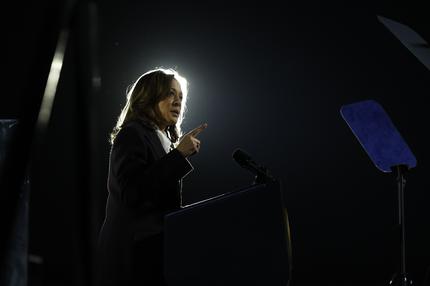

left=2, top=1, right=429, bottom=286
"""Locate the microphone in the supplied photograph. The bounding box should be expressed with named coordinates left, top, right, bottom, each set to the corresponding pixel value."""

left=232, top=148, right=275, bottom=184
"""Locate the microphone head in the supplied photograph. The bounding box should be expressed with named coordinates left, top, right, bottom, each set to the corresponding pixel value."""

left=232, top=148, right=252, bottom=167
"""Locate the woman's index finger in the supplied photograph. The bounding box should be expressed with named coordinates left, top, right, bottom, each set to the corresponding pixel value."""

left=190, top=123, right=208, bottom=137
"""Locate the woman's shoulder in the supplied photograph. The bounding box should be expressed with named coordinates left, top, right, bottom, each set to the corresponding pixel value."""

left=115, top=120, right=153, bottom=145
left=122, top=119, right=154, bottom=134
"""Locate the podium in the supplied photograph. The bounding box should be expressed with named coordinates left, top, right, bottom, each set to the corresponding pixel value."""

left=164, top=181, right=291, bottom=286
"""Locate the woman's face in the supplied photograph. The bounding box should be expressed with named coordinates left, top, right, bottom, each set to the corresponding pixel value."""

left=157, top=79, right=183, bottom=130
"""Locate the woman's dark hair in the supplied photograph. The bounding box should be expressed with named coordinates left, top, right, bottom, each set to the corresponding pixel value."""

left=110, top=68, right=188, bottom=145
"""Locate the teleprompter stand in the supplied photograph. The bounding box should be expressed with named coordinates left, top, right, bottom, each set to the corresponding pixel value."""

left=376, top=15, right=430, bottom=286
left=341, top=99, right=417, bottom=286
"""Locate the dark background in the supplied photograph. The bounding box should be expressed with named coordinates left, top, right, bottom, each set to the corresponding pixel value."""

left=2, top=1, right=429, bottom=286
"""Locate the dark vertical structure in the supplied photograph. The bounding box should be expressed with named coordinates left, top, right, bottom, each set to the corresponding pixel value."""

left=1, top=0, right=101, bottom=285
left=0, top=120, right=29, bottom=286
left=71, top=1, right=102, bottom=285
left=1, top=1, right=67, bottom=283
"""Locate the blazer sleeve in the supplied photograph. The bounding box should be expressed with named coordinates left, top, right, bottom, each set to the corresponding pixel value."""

left=110, top=125, right=193, bottom=207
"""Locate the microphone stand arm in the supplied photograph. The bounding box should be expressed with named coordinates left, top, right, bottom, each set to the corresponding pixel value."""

left=252, top=165, right=276, bottom=185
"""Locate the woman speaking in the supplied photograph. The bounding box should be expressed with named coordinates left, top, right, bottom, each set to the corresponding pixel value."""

left=97, top=68, right=207, bottom=286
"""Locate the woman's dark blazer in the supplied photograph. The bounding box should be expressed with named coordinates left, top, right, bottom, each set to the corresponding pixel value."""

left=97, top=118, right=193, bottom=286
